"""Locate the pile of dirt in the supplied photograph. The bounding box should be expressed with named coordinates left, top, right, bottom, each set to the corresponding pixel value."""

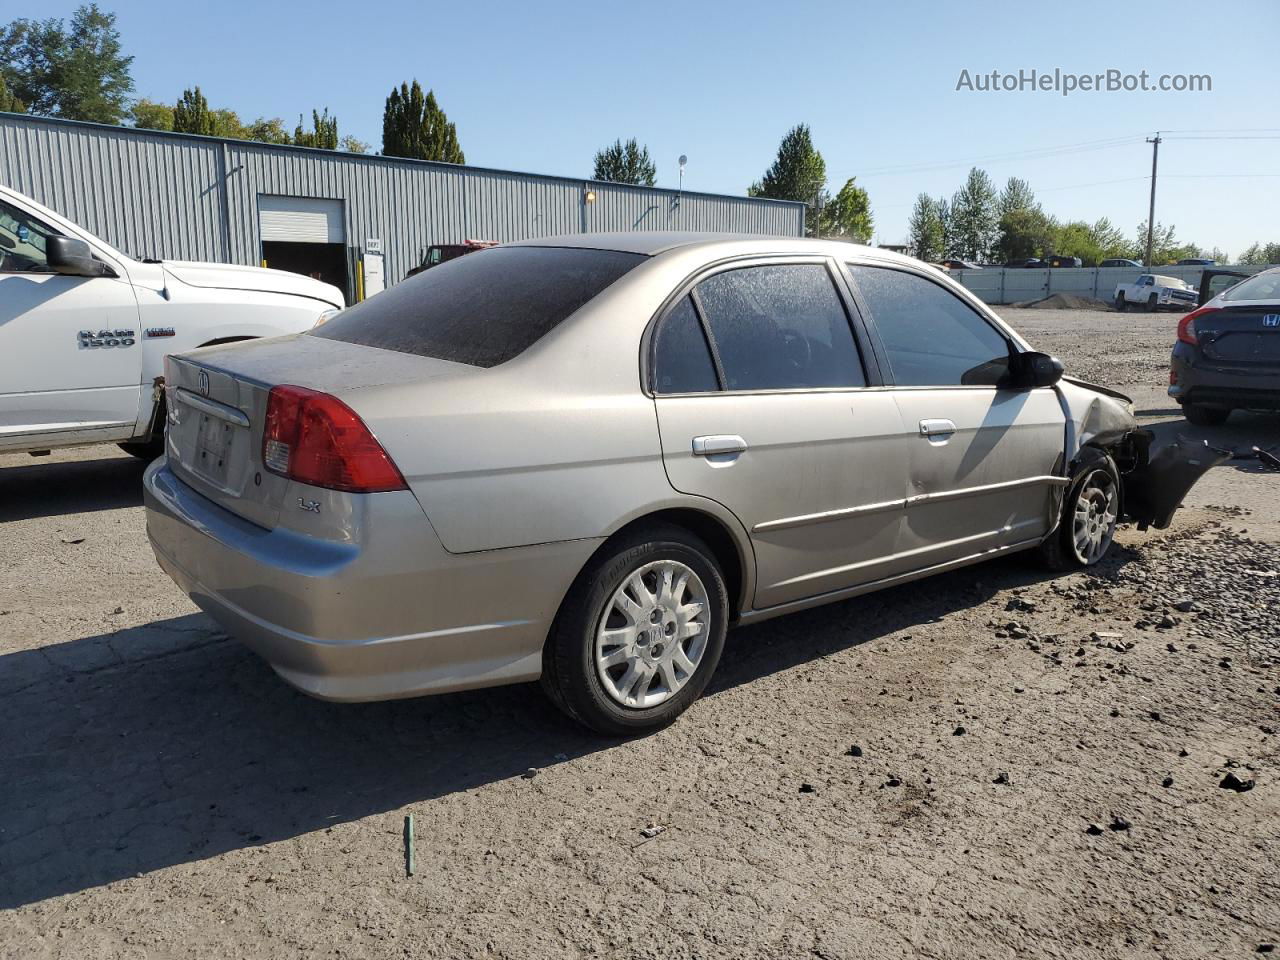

left=1012, top=292, right=1113, bottom=311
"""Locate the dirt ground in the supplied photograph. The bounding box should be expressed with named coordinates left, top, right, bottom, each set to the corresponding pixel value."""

left=2, top=307, right=1278, bottom=960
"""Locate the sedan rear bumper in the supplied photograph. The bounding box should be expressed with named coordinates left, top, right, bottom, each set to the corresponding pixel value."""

left=1170, top=345, right=1280, bottom=410
left=143, top=459, right=597, bottom=701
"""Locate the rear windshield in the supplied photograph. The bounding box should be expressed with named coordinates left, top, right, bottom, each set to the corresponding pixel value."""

left=1221, top=271, right=1280, bottom=302
left=313, top=246, right=646, bottom=367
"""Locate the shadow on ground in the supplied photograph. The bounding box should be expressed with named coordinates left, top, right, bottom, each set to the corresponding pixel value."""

left=0, top=453, right=148, bottom=522
left=0, top=548, right=1087, bottom=909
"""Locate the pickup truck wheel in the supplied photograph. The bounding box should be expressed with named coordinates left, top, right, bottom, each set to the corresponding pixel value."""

left=1040, top=458, right=1120, bottom=570
left=1146, top=294, right=1158, bottom=312
left=1114, top=293, right=1127, bottom=312
left=542, top=524, right=728, bottom=736
left=1183, top=403, right=1229, bottom=427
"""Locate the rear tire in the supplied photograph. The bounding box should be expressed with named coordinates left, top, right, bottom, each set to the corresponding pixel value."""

left=541, top=524, right=729, bottom=736
left=1040, top=457, right=1121, bottom=571
left=1183, top=403, right=1229, bottom=426
left=1115, top=294, right=1127, bottom=312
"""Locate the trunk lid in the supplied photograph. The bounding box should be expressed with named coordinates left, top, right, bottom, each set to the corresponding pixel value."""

left=164, top=334, right=472, bottom=528
left=1196, top=306, right=1280, bottom=366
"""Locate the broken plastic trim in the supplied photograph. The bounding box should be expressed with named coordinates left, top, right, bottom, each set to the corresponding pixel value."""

left=1122, top=435, right=1231, bottom=531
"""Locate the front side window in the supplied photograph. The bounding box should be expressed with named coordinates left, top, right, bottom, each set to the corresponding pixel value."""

left=315, top=246, right=646, bottom=367
left=847, top=265, right=1012, bottom=387
left=0, top=199, right=55, bottom=273
left=652, top=296, right=719, bottom=394
left=693, top=263, right=865, bottom=391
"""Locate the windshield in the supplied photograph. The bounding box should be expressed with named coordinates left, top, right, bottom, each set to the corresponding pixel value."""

left=314, top=246, right=647, bottom=367
left=1221, top=271, right=1280, bottom=302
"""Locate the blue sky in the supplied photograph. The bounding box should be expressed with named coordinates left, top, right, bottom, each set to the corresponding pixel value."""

left=39, top=0, right=1280, bottom=254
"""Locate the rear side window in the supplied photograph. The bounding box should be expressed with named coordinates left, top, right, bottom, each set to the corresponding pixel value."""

left=847, top=265, right=1012, bottom=387
left=652, top=296, right=719, bottom=394
left=315, top=246, right=646, bottom=367
left=693, top=264, right=865, bottom=390
left=1222, top=271, right=1280, bottom=301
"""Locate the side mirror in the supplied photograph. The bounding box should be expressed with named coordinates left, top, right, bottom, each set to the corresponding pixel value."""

left=1015, top=351, right=1064, bottom=388
left=47, top=235, right=114, bottom=278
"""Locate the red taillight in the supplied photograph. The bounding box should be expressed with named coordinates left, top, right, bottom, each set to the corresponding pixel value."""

left=262, top=385, right=407, bottom=493
left=1177, top=306, right=1217, bottom=346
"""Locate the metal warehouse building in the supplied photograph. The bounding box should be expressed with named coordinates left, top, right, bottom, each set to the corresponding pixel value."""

left=0, top=112, right=804, bottom=304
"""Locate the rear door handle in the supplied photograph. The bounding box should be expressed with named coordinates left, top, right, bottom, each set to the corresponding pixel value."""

left=692, top=435, right=748, bottom=456
left=919, top=419, right=957, bottom=438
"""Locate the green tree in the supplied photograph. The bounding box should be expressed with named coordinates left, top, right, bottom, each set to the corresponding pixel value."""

left=172, top=86, right=214, bottom=135
left=382, top=80, right=464, bottom=163
left=935, top=196, right=953, bottom=258
left=130, top=97, right=172, bottom=130
left=1135, top=220, right=1181, bottom=265
left=949, top=167, right=999, bottom=261
left=293, top=108, right=338, bottom=149
left=906, top=194, right=945, bottom=262
left=243, top=116, right=291, bottom=145
left=0, top=74, right=24, bottom=113
left=592, top=138, right=656, bottom=186
left=820, top=177, right=873, bottom=243
left=1239, top=241, right=1280, bottom=265
left=997, top=176, right=1037, bottom=218
left=749, top=124, right=827, bottom=236
left=0, top=3, right=133, bottom=123
left=340, top=134, right=370, bottom=154
left=996, top=206, right=1055, bottom=262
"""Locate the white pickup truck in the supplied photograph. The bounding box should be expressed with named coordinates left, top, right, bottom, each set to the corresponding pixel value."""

left=1113, top=273, right=1198, bottom=313
left=0, top=185, right=344, bottom=459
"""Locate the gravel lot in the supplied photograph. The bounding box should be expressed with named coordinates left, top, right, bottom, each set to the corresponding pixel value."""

left=2, top=308, right=1278, bottom=959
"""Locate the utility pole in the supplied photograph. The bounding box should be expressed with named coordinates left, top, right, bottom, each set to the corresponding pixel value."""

left=1144, top=132, right=1161, bottom=268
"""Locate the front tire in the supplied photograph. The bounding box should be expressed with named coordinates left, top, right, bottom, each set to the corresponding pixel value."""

left=1115, top=294, right=1127, bottom=312
left=1146, top=294, right=1158, bottom=312
left=1183, top=403, right=1229, bottom=426
left=1040, top=458, right=1121, bottom=570
left=541, top=525, right=729, bottom=735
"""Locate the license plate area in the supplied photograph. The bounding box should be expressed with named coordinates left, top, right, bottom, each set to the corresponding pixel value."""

left=194, top=412, right=235, bottom=485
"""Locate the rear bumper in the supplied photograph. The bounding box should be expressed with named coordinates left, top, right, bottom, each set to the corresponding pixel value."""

left=143, top=459, right=598, bottom=701
left=1170, top=345, right=1280, bottom=409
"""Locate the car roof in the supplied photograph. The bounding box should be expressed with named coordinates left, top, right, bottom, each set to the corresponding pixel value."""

left=509, top=231, right=918, bottom=265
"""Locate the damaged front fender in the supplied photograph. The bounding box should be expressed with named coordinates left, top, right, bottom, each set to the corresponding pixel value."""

left=1121, top=433, right=1230, bottom=531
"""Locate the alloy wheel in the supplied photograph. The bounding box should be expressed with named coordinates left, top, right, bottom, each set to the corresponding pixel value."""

left=594, top=559, right=710, bottom=709
left=1071, top=470, right=1118, bottom=565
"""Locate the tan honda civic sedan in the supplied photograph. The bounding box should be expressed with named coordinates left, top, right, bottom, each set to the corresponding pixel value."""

left=144, top=234, right=1218, bottom=734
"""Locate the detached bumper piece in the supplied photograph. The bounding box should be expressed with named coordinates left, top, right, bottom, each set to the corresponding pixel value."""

left=1122, top=434, right=1230, bottom=531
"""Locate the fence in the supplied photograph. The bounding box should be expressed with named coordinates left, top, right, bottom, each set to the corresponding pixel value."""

left=953, top=264, right=1269, bottom=305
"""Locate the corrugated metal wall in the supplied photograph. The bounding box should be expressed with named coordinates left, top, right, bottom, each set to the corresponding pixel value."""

left=0, top=113, right=804, bottom=294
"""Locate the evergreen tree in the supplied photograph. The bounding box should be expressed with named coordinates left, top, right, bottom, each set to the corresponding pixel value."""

left=997, top=176, right=1037, bottom=218
left=820, top=177, right=873, bottom=243
left=949, top=167, right=999, bottom=261
left=293, top=108, right=338, bottom=149
left=0, top=3, right=133, bottom=123
left=592, top=138, right=657, bottom=186
left=382, top=80, right=464, bottom=163
left=749, top=124, right=827, bottom=236
left=172, top=86, right=214, bottom=135
left=907, top=194, right=945, bottom=261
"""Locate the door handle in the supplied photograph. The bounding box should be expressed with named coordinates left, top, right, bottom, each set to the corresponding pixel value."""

left=919, top=419, right=957, bottom=438
left=692, top=435, right=748, bottom=456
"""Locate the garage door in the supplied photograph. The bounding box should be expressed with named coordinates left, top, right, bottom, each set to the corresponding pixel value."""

left=258, top=195, right=345, bottom=244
